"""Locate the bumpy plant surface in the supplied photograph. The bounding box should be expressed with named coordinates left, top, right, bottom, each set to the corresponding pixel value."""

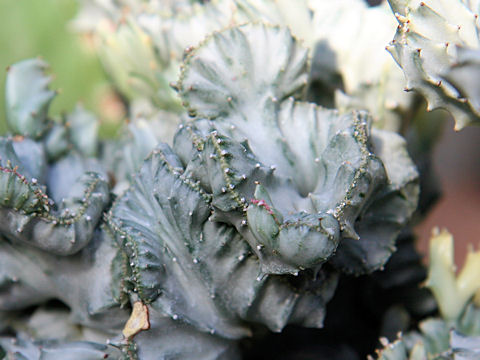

left=388, top=0, right=480, bottom=129
left=0, top=21, right=421, bottom=359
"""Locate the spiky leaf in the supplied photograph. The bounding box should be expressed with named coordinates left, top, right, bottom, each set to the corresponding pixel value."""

left=387, top=0, right=480, bottom=129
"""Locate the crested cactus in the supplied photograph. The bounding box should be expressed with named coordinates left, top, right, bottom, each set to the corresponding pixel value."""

left=0, top=17, right=423, bottom=359
left=0, top=59, right=109, bottom=255
left=387, top=0, right=480, bottom=130
left=0, top=59, right=128, bottom=359
left=6, top=0, right=480, bottom=358
left=74, top=0, right=442, bottom=230
left=174, top=23, right=419, bottom=275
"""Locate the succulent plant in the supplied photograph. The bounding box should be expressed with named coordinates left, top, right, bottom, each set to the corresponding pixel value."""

left=104, top=22, right=419, bottom=357
left=73, top=0, right=238, bottom=114
left=5, top=0, right=480, bottom=359
left=72, top=1, right=445, bottom=241
left=0, top=59, right=128, bottom=359
left=74, top=1, right=444, bottom=230
left=174, top=22, right=420, bottom=274
left=74, top=0, right=445, bottom=229
left=387, top=0, right=480, bottom=130
left=0, top=19, right=422, bottom=359
left=74, top=0, right=423, bottom=134
left=370, top=229, right=480, bottom=360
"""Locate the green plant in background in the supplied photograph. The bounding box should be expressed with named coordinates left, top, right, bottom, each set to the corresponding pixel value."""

left=0, top=0, right=479, bottom=359
left=373, top=229, right=480, bottom=360
left=0, top=0, right=114, bottom=136
left=73, top=0, right=421, bottom=134
left=72, top=0, right=449, bottom=136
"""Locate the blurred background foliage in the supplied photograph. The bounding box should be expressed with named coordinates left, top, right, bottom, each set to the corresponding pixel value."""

left=0, top=0, right=122, bottom=137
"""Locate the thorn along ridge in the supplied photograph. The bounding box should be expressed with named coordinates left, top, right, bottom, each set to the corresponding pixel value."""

left=0, top=22, right=423, bottom=358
